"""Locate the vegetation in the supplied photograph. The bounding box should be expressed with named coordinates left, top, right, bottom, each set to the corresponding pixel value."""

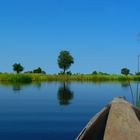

left=33, top=67, right=46, bottom=74
left=0, top=51, right=138, bottom=83
left=92, top=71, right=98, bottom=75
left=57, top=50, right=74, bottom=74
left=0, top=74, right=32, bottom=83
left=33, top=67, right=42, bottom=73
left=13, top=63, right=24, bottom=74
left=0, top=73, right=140, bottom=83
left=24, top=67, right=46, bottom=74
left=121, top=68, right=130, bottom=76
left=136, top=72, right=140, bottom=75
left=92, top=71, right=109, bottom=75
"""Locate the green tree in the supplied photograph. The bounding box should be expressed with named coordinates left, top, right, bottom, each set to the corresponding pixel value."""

left=121, top=68, right=130, bottom=76
left=92, top=71, right=97, bottom=75
left=57, top=51, right=74, bottom=74
left=13, top=63, right=24, bottom=74
left=33, top=67, right=42, bottom=73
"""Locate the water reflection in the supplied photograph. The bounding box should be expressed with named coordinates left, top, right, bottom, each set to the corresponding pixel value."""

left=121, top=82, right=129, bottom=88
left=121, top=81, right=140, bottom=108
left=0, top=82, right=44, bottom=93
left=12, top=84, right=22, bottom=93
left=57, top=82, right=74, bottom=106
left=136, top=81, right=140, bottom=108
left=0, top=82, right=29, bottom=93
left=32, top=82, right=42, bottom=90
left=121, top=81, right=134, bottom=105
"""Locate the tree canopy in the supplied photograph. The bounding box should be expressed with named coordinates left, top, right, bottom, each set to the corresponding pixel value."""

left=33, top=67, right=42, bottom=73
left=57, top=50, right=74, bottom=74
left=13, top=63, right=24, bottom=74
left=121, top=68, right=130, bottom=76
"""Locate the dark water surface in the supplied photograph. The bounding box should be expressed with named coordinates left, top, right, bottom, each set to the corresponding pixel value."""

left=0, top=82, right=139, bottom=140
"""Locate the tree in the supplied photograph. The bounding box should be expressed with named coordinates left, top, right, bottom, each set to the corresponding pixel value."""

left=121, top=68, right=130, bottom=76
left=33, top=67, right=46, bottom=74
left=57, top=50, right=74, bottom=74
left=92, top=71, right=97, bottom=75
left=13, top=63, right=24, bottom=74
left=33, top=67, right=42, bottom=73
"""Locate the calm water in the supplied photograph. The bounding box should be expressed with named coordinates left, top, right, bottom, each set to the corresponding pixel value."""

left=0, top=81, right=139, bottom=140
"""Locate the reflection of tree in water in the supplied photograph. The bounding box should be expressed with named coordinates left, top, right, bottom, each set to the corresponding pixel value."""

left=12, top=84, right=22, bottom=93
left=12, top=83, right=42, bottom=93
left=136, top=81, right=140, bottom=108
left=121, top=82, right=130, bottom=88
left=122, top=81, right=140, bottom=108
left=57, top=83, right=74, bottom=106
left=121, top=79, right=134, bottom=105
left=33, top=82, right=42, bottom=90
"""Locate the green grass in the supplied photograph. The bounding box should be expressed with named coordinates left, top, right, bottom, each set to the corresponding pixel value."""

left=0, top=74, right=32, bottom=83
left=0, top=73, right=140, bottom=83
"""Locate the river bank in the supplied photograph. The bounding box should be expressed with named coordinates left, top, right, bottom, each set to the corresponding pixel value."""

left=0, top=73, right=140, bottom=83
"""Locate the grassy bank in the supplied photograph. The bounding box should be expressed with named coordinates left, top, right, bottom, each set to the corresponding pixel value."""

left=0, top=73, right=140, bottom=83
left=0, top=74, right=32, bottom=83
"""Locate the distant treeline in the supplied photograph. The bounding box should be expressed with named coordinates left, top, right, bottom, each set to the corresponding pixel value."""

left=1, top=50, right=139, bottom=77
left=7, top=50, right=74, bottom=75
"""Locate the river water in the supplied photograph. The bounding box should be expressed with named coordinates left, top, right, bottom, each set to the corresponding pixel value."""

left=0, top=82, right=139, bottom=140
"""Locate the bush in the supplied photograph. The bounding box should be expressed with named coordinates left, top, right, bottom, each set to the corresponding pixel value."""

left=11, top=74, right=32, bottom=83
left=92, top=71, right=97, bottom=75
left=136, top=72, right=140, bottom=75
left=66, top=71, right=72, bottom=75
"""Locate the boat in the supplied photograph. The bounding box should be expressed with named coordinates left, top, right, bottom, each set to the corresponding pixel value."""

left=76, top=97, right=140, bottom=140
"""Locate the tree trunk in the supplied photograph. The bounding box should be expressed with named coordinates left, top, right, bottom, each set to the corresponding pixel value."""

left=63, top=68, right=66, bottom=74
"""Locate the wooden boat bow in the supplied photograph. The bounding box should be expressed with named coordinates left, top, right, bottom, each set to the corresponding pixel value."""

left=104, top=97, right=140, bottom=140
left=76, top=97, right=140, bottom=140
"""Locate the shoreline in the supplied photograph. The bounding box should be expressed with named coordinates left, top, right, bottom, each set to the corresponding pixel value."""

left=0, top=73, right=140, bottom=83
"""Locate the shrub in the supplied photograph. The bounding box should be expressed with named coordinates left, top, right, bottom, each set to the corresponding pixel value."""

left=11, top=74, right=32, bottom=83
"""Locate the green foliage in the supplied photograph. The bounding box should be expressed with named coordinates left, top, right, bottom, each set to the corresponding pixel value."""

left=136, top=72, right=140, bottom=75
left=24, top=68, right=46, bottom=74
left=33, top=67, right=42, bottom=73
left=66, top=71, right=72, bottom=75
left=58, top=71, right=65, bottom=75
left=92, top=71, right=109, bottom=75
left=98, top=72, right=109, bottom=75
left=24, top=71, right=33, bottom=74
left=92, top=71, right=97, bottom=75
left=58, top=71, right=72, bottom=75
left=57, top=50, right=74, bottom=74
left=13, top=63, right=24, bottom=74
left=0, top=73, right=140, bottom=83
left=121, top=68, right=130, bottom=76
left=0, top=74, right=32, bottom=83
left=11, top=74, right=32, bottom=83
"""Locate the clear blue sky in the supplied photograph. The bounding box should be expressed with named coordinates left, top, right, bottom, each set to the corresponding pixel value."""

left=0, top=0, right=140, bottom=74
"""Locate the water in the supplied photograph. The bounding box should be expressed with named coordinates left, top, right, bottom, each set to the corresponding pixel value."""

left=0, top=81, right=139, bottom=140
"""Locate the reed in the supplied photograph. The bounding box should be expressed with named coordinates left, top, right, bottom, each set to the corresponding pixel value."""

left=0, top=74, right=32, bottom=83
left=0, top=73, right=139, bottom=83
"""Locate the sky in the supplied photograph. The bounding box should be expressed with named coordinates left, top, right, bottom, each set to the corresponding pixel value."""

left=0, top=0, right=140, bottom=74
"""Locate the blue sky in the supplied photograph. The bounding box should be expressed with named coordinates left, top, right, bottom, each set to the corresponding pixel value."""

left=0, top=0, right=140, bottom=74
